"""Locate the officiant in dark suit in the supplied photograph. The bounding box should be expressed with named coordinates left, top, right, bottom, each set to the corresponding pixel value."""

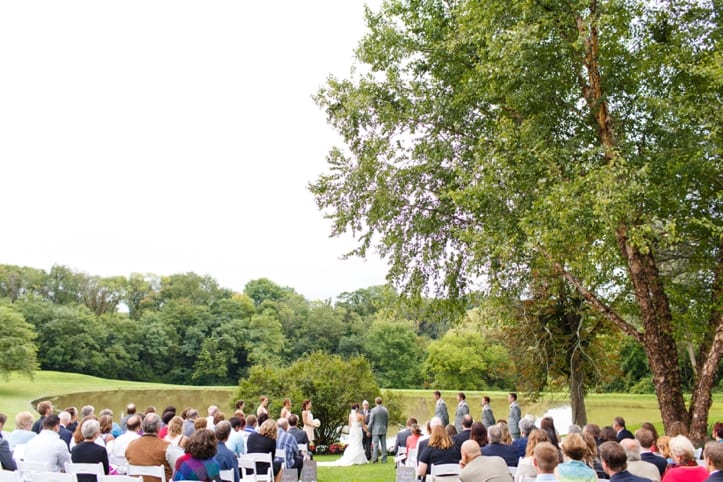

left=361, top=400, right=371, bottom=460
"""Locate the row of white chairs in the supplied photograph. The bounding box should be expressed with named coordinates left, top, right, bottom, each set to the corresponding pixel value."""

left=0, top=468, right=141, bottom=482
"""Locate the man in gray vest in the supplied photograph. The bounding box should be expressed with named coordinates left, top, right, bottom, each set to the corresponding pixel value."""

left=367, top=397, right=389, bottom=464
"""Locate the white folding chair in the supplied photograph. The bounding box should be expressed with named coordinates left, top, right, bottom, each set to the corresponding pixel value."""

left=247, top=452, right=273, bottom=482
left=508, top=465, right=517, bottom=476
left=238, top=454, right=258, bottom=481
left=12, top=444, right=26, bottom=463
left=520, top=477, right=537, bottom=482
left=126, top=464, right=166, bottom=482
left=430, top=462, right=461, bottom=481
left=65, top=461, right=105, bottom=479
left=30, top=473, right=73, bottom=482
left=17, top=461, right=49, bottom=482
left=98, top=477, right=143, bottom=482
left=405, top=448, right=417, bottom=467
left=0, top=470, right=21, bottom=482
left=219, top=468, right=235, bottom=482
left=394, top=446, right=407, bottom=467
left=275, top=448, right=286, bottom=470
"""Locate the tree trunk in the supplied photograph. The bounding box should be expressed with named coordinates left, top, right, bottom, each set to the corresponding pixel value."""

left=570, top=350, right=588, bottom=427
left=688, top=243, right=723, bottom=444
left=616, top=229, right=689, bottom=431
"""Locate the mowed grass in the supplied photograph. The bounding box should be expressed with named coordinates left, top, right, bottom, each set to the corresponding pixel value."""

left=0, top=371, right=231, bottom=429
left=316, top=456, right=397, bottom=482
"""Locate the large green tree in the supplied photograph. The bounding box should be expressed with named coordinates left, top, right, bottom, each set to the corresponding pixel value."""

left=0, top=303, right=38, bottom=377
left=311, top=0, right=721, bottom=441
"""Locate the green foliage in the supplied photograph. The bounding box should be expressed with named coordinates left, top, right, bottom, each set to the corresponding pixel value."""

left=423, top=328, right=515, bottom=390
left=363, top=317, right=424, bottom=388
left=0, top=303, right=38, bottom=378
left=235, top=352, right=380, bottom=445
left=310, top=0, right=721, bottom=434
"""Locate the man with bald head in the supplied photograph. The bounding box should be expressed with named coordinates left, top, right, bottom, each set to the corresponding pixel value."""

left=620, top=438, right=660, bottom=482
left=459, top=439, right=512, bottom=482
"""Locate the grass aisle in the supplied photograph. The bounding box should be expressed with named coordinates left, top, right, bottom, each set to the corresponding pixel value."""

left=315, top=455, right=396, bottom=482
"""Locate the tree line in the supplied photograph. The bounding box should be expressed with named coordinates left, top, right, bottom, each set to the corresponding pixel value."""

left=0, top=263, right=662, bottom=395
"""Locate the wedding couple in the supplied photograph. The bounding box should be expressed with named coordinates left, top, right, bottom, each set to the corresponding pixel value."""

left=321, top=397, right=388, bottom=466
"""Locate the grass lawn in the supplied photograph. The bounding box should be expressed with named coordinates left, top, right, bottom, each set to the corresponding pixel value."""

left=0, top=371, right=230, bottom=429
left=315, top=455, right=397, bottom=482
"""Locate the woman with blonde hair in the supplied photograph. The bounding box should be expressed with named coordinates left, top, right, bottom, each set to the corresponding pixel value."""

left=661, top=435, right=708, bottom=482
left=515, top=428, right=549, bottom=482
left=164, top=415, right=189, bottom=448
left=246, top=419, right=282, bottom=482
left=555, top=433, right=597, bottom=482
left=498, top=421, right=513, bottom=445
left=657, top=435, right=673, bottom=464
left=416, top=424, right=461, bottom=478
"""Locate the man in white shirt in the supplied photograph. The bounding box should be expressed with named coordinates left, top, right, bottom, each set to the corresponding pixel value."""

left=23, top=414, right=70, bottom=472
left=108, top=414, right=141, bottom=472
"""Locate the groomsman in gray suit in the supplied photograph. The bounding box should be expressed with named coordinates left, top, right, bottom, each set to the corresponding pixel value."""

left=367, top=397, right=389, bottom=463
left=433, top=391, right=449, bottom=427
left=454, top=392, right=470, bottom=433
left=481, top=396, right=496, bottom=428
left=508, top=392, right=522, bottom=440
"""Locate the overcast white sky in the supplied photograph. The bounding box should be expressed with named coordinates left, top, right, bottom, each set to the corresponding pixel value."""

left=0, top=0, right=389, bottom=301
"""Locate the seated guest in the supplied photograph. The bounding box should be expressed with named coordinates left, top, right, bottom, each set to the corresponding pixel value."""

left=58, top=411, right=73, bottom=448
left=470, top=422, right=488, bottom=448
left=277, top=418, right=302, bottom=478
left=246, top=419, right=282, bottom=482
left=703, top=441, right=723, bottom=481
left=613, top=417, right=634, bottom=442
left=599, top=441, right=650, bottom=482
left=540, top=417, right=561, bottom=449
left=454, top=415, right=474, bottom=450
left=164, top=416, right=189, bottom=448
left=172, top=429, right=221, bottom=481
left=662, top=435, right=708, bottom=482
left=417, top=423, right=461, bottom=478
left=583, top=424, right=602, bottom=447
left=71, top=419, right=109, bottom=482
left=125, top=412, right=173, bottom=482
left=498, top=421, right=513, bottom=445
left=214, top=421, right=239, bottom=482
left=406, top=423, right=423, bottom=453
left=620, top=438, right=661, bottom=482
left=0, top=415, right=16, bottom=471
left=581, top=431, right=606, bottom=479
left=533, top=441, right=560, bottom=482
left=459, top=439, right=511, bottom=482
left=515, top=429, right=549, bottom=482
left=555, top=433, right=597, bottom=482
left=23, top=414, right=70, bottom=472
left=483, top=424, right=519, bottom=466
left=8, top=411, right=37, bottom=449
left=109, top=414, right=141, bottom=473
left=31, top=401, right=53, bottom=434
left=227, top=416, right=247, bottom=457
left=657, top=435, right=673, bottom=464
left=514, top=417, right=536, bottom=459
left=394, top=418, right=416, bottom=455
left=635, top=428, right=667, bottom=477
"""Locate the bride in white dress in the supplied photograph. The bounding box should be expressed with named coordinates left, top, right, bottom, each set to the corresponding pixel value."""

left=319, top=403, right=368, bottom=466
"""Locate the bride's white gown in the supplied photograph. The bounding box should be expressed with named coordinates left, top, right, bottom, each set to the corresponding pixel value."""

left=318, top=410, right=368, bottom=466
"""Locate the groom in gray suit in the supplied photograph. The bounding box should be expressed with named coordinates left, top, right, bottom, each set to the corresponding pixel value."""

left=366, top=397, right=389, bottom=463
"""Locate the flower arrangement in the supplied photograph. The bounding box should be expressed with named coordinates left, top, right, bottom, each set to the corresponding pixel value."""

left=316, top=442, right=347, bottom=455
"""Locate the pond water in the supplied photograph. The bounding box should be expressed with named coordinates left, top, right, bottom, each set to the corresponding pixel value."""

left=46, top=388, right=235, bottom=419
left=397, top=393, right=667, bottom=434
left=46, top=388, right=677, bottom=438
